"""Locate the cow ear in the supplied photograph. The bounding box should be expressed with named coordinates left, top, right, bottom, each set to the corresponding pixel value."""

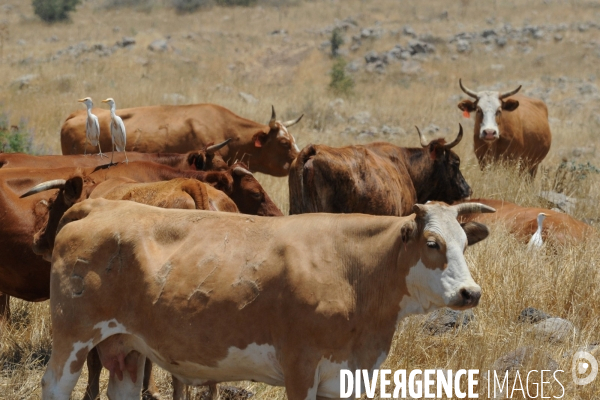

left=461, top=221, right=490, bottom=246
left=252, top=132, right=268, bottom=148
left=64, top=176, right=84, bottom=205
left=400, top=219, right=417, bottom=243
left=457, top=100, right=476, bottom=113
left=428, top=143, right=444, bottom=160
left=188, top=153, right=205, bottom=170
left=502, top=99, right=519, bottom=111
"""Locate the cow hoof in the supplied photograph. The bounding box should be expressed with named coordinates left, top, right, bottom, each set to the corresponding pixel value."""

left=142, top=391, right=161, bottom=400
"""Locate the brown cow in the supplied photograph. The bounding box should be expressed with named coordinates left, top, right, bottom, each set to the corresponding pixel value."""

left=0, top=139, right=230, bottom=172
left=457, top=79, right=552, bottom=176
left=289, top=125, right=471, bottom=216
left=456, top=198, right=592, bottom=246
left=61, top=104, right=303, bottom=176
left=41, top=200, right=492, bottom=400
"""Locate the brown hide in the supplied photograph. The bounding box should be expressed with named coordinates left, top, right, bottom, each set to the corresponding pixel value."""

left=289, top=141, right=471, bottom=216
left=457, top=198, right=591, bottom=245
left=60, top=104, right=301, bottom=176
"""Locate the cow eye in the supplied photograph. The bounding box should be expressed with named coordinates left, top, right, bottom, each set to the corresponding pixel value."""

left=251, top=191, right=262, bottom=199
left=427, top=241, right=439, bottom=249
left=279, top=140, right=290, bottom=148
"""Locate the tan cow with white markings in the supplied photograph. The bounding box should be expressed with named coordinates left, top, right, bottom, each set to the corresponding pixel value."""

left=42, top=200, right=493, bottom=400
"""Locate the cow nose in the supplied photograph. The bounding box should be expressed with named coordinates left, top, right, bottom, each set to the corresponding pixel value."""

left=483, top=129, right=496, bottom=139
left=459, top=287, right=481, bottom=307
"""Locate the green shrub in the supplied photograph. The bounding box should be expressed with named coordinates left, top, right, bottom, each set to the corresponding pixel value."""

left=0, top=114, right=33, bottom=154
left=172, top=0, right=212, bottom=13
left=331, top=27, right=344, bottom=57
left=32, top=0, right=81, bottom=23
left=329, top=58, right=354, bottom=95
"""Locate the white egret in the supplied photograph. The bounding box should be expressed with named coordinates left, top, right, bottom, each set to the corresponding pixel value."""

left=78, top=97, right=104, bottom=157
left=101, top=98, right=128, bottom=165
left=527, top=212, right=548, bottom=250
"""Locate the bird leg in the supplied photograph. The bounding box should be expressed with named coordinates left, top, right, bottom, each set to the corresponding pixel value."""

left=97, top=141, right=108, bottom=158
left=122, top=149, right=129, bottom=165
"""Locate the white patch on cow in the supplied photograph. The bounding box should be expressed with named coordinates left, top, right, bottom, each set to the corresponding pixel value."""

left=164, top=343, right=285, bottom=387
left=477, top=91, right=502, bottom=139
left=94, top=319, right=128, bottom=338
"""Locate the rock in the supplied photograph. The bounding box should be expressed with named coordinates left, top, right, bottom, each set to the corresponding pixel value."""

left=117, top=37, right=136, bottom=48
left=381, top=125, right=404, bottom=136
left=345, top=60, right=361, bottom=72
left=495, top=36, right=507, bottom=47
left=162, top=93, right=187, bottom=105
left=482, top=29, right=497, bottom=38
left=423, top=308, right=475, bottom=335
left=408, top=39, right=435, bottom=55
left=148, top=39, right=169, bottom=52
left=539, top=191, right=577, bottom=214
left=238, top=92, right=259, bottom=105
left=533, top=29, right=545, bottom=40
left=269, top=29, right=287, bottom=36
left=319, top=40, right=331, bottom=50
left=364, top=50, right=380, bottom=64
left=349, top=111, right=371, bottom=125
left=365, top=61, right=386, bottom=74
left=400, top=60, right=421, bottom=75
left=456, top=39, right=471, bottom=53
left=554, top=34, right=563, bottom=42
left=529, top=318, right=575, bottom=343
left=403, top=25, right=416, bottom=37
left=11, top=74, right=38, bottom=89
left=423, top=124, right=440, bottom=134
left=518, top=307, right=552, bottom=324
left=45, top=35, right=58, bottom=43
left=578, top=23, right=589, bottom=32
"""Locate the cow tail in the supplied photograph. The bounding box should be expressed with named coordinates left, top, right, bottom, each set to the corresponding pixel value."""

left=181, top=179, right=211, bottom=210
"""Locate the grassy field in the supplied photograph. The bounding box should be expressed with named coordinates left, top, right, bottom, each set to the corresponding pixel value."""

left=1, top=0, right=600, bottom=398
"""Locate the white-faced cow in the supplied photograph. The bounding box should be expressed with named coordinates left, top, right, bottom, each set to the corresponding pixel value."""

left=61, top=104, right=302, bottom=176
left=41, top=200, right=493, bottom=399
left=457, top=79, right=552, bottom=176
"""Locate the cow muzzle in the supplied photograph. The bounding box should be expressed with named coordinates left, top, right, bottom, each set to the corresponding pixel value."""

left=450, top=286, right=481, bottom=309
left=480, top=129, right=499, bottom=141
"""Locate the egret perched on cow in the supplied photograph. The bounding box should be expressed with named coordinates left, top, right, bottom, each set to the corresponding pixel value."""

left=78, top=97, right=104, bottom=157
left=101, top=98, right=128, bottom=165
left=528, top=212, right=548, bottom=250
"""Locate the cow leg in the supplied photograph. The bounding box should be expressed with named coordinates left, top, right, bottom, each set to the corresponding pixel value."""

left=0, top=292, right=10, bottom=321
left=82, top=348, right=102, bottom=400
left=141, top=358, right=161, bottom=400
left=283, top=360, right=322, bottom=400
left=106, top=351, right=146, bottom=400
left=42, top=345, right=89, bottom=400
left=172, top=376, right=186, bottom=400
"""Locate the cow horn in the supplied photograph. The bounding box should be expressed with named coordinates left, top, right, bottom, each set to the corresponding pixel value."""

left=415, top=126, right=429, bottom=148
left=20, top=179, right=67, bottom=198
left=233, top=166, right=253, bottom=177
left=453, top=203, right=496, bottom=216
left=444, top=124, right=464, bottom=150
left=206, top=138, right=232, bottom=154
left=499, top=84, right=522, bottom=99
left=283, top=114, right=304, bottom=128
left=269, top=105, right=277, bottom=129
left=459, top=79, right=479, bottom=99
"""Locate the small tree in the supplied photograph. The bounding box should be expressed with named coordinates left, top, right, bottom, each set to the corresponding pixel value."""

left=32, top=0, right=81, bottom=23
left=331, top=27, right=344, bottom=57
left=329, top=58, right=354, bottom=95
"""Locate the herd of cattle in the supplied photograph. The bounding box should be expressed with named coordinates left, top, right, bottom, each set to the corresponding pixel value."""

left=0, top=80, right=591, bottom=399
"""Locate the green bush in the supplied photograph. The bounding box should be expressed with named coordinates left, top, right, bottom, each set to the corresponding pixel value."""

left=0, top=114, right=33, bottom=154
left=329, top=58, right=354, bottom=95
left=331, top=27, right=344, bottom=57
left=32, top=0, right=81, bottom=23
left=172, top=0, right=212, bottom=13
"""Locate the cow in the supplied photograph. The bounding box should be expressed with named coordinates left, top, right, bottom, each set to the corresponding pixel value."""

left=41, top=199, right=493, bottom=400
left=0, top=139, right=231, bottom=172
left=457, top=79, right=552, bottom=176
left=456, top=198, right=592, bottom=246
left=61, top=104, right=303, bottom=176
left=289, top=125, right=472, bottom=216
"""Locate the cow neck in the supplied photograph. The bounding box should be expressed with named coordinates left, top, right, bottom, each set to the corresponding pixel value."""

left=336, top=215, right=419, bottom=324
left=401, top=147, right=437, bottom=202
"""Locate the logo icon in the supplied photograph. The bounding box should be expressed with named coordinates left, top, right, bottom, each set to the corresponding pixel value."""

left=572, top=351, right=598, bottom=386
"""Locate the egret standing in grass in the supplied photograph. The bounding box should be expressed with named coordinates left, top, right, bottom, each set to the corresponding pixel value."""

left=102, top=97, right=128, bottom=165
left=528, top=212, right=548, bottom=250
left=78, top=97, right=104, bottom=157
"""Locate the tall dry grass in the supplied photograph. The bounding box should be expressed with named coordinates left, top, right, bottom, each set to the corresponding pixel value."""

left=2, top=0, right=600, bottom=398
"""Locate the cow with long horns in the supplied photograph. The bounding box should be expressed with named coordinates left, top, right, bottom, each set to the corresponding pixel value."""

left=289, top=125, right=471, bottom=216
left=457, top=79, right=552, bottom=176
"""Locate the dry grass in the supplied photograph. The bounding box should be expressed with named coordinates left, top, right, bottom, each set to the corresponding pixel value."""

left=2, top=0, right=600, bottom=398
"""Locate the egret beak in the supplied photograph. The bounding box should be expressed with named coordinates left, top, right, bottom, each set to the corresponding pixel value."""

left=78, top=98, right=86, bottom=102
left=101, top=99, right=109, bottom=103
